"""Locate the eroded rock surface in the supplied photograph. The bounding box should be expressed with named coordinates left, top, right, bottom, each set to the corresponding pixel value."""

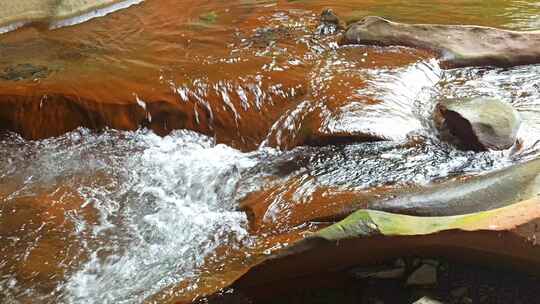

left=341, top=16, right=540, bottom=68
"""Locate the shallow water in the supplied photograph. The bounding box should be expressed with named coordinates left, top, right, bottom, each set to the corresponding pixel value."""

left=1, top=0, right=540, bottom=303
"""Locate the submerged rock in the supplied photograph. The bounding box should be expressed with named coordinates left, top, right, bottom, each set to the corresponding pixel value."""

left=0, top=64, right=50, bottom=81
left=340, top=16, right=540, bottom=68
left=434, top=97, right=521, bottom=151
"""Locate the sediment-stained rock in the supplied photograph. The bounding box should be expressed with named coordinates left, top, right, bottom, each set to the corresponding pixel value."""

left=434, top=97, right=521, bottom=151
left=341, top=16, right=540, bottom=68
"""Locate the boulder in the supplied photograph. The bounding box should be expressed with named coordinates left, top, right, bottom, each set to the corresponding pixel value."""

left=340, top=16, right=540, bottom=68
left=434, top=97, right=521, bottom=151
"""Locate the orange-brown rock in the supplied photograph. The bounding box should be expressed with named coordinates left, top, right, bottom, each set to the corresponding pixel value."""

left=0, top=187, right=97, bottom=300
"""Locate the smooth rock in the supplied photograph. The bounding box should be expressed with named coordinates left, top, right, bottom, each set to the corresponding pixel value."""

left=320, top=9, right=342, bottom=27
left=231, top=198, right=540, bottom=302
left=371, top=156, right=540, bottom=216
left=340, top=16, right=540, bottom=68
left=435, top=97, right=521, bottom=151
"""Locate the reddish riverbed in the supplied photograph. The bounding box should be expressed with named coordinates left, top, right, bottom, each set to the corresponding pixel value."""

left=0, top=1, right=539, bottom=303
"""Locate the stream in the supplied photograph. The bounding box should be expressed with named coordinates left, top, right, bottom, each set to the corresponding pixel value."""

left=1, top=0, right=540, bottom=303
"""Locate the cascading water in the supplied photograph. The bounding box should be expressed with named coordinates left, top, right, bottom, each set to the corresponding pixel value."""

left=2, top=61, right=540, bottom=304
left=0, top=130, right=261, bottom=303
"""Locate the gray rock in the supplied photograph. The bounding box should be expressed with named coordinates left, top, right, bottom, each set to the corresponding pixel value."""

left=407, top=264, right=438, bottom=286
left=435, top=97, right=521, bottom=151
left=320, top=9, right=341, bottom=26
left=372, top=156, right=540, bottom=216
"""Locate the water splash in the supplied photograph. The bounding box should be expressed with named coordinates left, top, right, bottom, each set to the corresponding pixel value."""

left=439, top=64, right=540, bottom=157
left=0, top=129, right=260, bottom=303
left=326, top=58, right=442, bottom=140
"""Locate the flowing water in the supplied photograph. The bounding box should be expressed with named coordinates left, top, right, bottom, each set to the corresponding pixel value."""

left=0, top=1, right=540, bottom=303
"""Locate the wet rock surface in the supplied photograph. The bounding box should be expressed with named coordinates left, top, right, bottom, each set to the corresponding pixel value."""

left=341, top=16, right=540, bottom=68
left=434, top=97, right=521, bottom=151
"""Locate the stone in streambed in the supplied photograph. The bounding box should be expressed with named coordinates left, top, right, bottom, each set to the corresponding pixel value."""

left=317, top=9, right=345, bottom=35
left=406, top=263, right=438, bottom=286
left=434, top=97, right=521, bottom=151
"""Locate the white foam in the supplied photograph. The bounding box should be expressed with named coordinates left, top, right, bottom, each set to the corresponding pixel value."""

left=0, top=21, right=27, bottom=35
left=0, top=128, right=261, bottom=303
left=50, top=0, right=144, bottom=30
left=62, top=130, right=258, bottom=303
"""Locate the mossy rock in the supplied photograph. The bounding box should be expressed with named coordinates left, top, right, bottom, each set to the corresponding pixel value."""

left=315, top=198, right=540, bottom=241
